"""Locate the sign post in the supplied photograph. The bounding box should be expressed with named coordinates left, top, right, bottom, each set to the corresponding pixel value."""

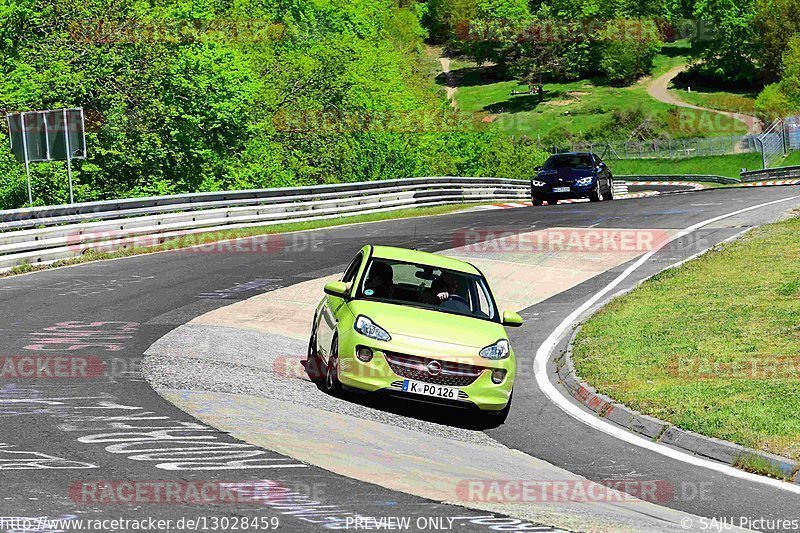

left=6, top=108, right=87, bottom=207
left=63, top=109, right=74, bottom=204
left=21, top=113, right=33, bottom=207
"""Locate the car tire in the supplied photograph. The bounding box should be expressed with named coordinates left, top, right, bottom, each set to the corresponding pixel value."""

left=324, top=336, right=342, bottom=395
left=545, top=197, right=558, bottom=205
left=604, top=179, right=615, bottom=201
left=589, top=181, right=602, bottom=202
left=307, top=320, right=324, bottom=383
left=532, top=196, right=543, bottom=206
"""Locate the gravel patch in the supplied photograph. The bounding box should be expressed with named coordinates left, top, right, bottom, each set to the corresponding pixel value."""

left=143, top=323, right=502, bottom=447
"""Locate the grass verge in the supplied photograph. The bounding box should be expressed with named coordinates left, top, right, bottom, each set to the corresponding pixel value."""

left=609, top=154, right=762, bottom=178
left=572, top=212, right=800, bottom=461
left=734, top=453, right=796, bottom=480
left=445, top=41, right=747, bottom=140
left=1, top=202, right=489, bottom=278
left=672, top=89, right=757, bottom=115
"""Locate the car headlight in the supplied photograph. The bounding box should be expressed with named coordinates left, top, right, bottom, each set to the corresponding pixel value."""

left=531, top=180, right=546, bottom=187
left=576, top=176, right=594, bottom=186
left=354, top=315, right=391, bottom=342
left=479, top=339, right=510, bottom=360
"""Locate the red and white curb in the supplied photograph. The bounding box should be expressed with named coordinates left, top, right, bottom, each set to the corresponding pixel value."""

left=743, top=179, right=800, bottom=187
left=479, top=179, right=800, bottom=211
left=627, top=181, right=705, bottom=190
left=480, top=192, right=659, bottom=210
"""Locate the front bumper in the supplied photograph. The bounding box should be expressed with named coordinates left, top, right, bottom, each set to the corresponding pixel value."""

left=532, top=183, right=594, bottom=199
left=336, top=332, right=515, bottom=411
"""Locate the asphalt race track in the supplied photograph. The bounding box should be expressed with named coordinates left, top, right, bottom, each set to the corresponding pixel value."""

left=1, top=185, right=799, bottom=532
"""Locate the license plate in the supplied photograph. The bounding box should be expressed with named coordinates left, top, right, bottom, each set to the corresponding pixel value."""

left=402, top=379, right=459, bottom=400
left=552, top=186, right=571, bottom=193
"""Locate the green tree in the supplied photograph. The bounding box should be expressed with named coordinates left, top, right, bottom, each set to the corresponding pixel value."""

left=691, top=0, right=758, bottom=82
left=424, top=0, right=477, bottom=41
left=598, top=19, right=662, bottom=84
left=753, top=0, right=800, bottom=82
left=755, top=36, right=800, bottom=120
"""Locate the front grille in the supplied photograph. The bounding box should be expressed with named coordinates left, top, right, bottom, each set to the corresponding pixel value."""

left=384, top=352, right=484, bottom=387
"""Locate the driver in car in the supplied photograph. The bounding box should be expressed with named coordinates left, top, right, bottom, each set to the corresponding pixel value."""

left=435, top=274, right=472, bottom=314
left=363, top=261, right=394, bottom=298
left=436, top=274, right=459, bottom=301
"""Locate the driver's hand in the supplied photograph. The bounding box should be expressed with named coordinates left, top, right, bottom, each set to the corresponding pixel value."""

left=437, top=292, right=450, bottom=301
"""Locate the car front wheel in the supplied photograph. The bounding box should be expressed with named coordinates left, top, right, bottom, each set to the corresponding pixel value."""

left=307, top=320, right=324, bottom=382
left=589, top=181, right=602, bottom=202
left=604, top=179, right=615, bottom=201
left=324, top=336, right=342, bottom=395
left=532, top=196, right=543, bottom=206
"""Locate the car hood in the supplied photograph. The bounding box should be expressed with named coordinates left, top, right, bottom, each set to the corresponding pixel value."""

left=348, top=299, right=507, bottom=349
left=536, top=168, right=595, bottom=182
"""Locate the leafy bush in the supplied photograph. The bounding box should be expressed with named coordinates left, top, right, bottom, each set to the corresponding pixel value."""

left=598, top=19, right=662, bottom=84
left=755, top=36, right=800, bottom=121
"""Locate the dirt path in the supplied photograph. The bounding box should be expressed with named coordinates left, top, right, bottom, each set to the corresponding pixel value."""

left=648, top=65, right=763, bottom=134
left=439, top=57, right=458, bottom=108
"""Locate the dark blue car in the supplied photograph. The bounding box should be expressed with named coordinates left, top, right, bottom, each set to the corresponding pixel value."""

left=531, top=152, right=614, bottom=206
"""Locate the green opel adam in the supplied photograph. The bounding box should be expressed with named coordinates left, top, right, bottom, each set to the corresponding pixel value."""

left=309, top=245, right=523, bottom=420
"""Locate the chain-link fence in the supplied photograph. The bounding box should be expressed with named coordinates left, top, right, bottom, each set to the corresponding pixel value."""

left=756, top=119, right=788, bottom=169
left=560, top=136, right=760, bottom=160
left=755, top=115, right=800, bottom=169
left=544, top=114, right=800, bottom=169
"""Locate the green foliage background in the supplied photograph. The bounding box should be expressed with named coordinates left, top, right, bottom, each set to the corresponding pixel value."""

left=0, top=0, right=548, bottom=209
left=4, top=0, right=800, bottom=209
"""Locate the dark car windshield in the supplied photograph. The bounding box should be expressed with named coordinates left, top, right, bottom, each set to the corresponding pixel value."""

left=357, top=258, right=498, bottom=322
left=543, top=154, right=594, bottom=170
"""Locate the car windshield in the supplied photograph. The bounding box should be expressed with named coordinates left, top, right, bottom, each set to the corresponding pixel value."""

left=357, top=258, right=498, bottom=322
left=543, top=154, right=594, bottom=170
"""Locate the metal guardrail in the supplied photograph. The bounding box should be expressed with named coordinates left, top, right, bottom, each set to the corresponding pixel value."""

left=0, top=177, right=530, bottom=271
left=740, top=165, right=800, bottom=182
left=618, top=174, right=740, bottom=184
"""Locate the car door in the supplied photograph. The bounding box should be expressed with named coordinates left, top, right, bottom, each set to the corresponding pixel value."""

left=317, top=251, right=363, bottom=361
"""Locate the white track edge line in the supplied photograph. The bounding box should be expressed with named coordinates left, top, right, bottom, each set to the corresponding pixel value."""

left=533, top=193, right=800, bottom=495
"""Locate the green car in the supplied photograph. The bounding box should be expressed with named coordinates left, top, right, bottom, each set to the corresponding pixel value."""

left=308, top=245, right=523, bottom=419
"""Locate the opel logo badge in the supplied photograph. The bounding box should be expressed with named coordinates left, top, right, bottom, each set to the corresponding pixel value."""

left=426, top=361, right=442, bottom=376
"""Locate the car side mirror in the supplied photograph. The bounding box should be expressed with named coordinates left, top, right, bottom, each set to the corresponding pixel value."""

left=502, top=311, right=523, bottom=327
left=324, top=281, right=349, bottom=298
left=534, top=166, right=542, bottom=171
